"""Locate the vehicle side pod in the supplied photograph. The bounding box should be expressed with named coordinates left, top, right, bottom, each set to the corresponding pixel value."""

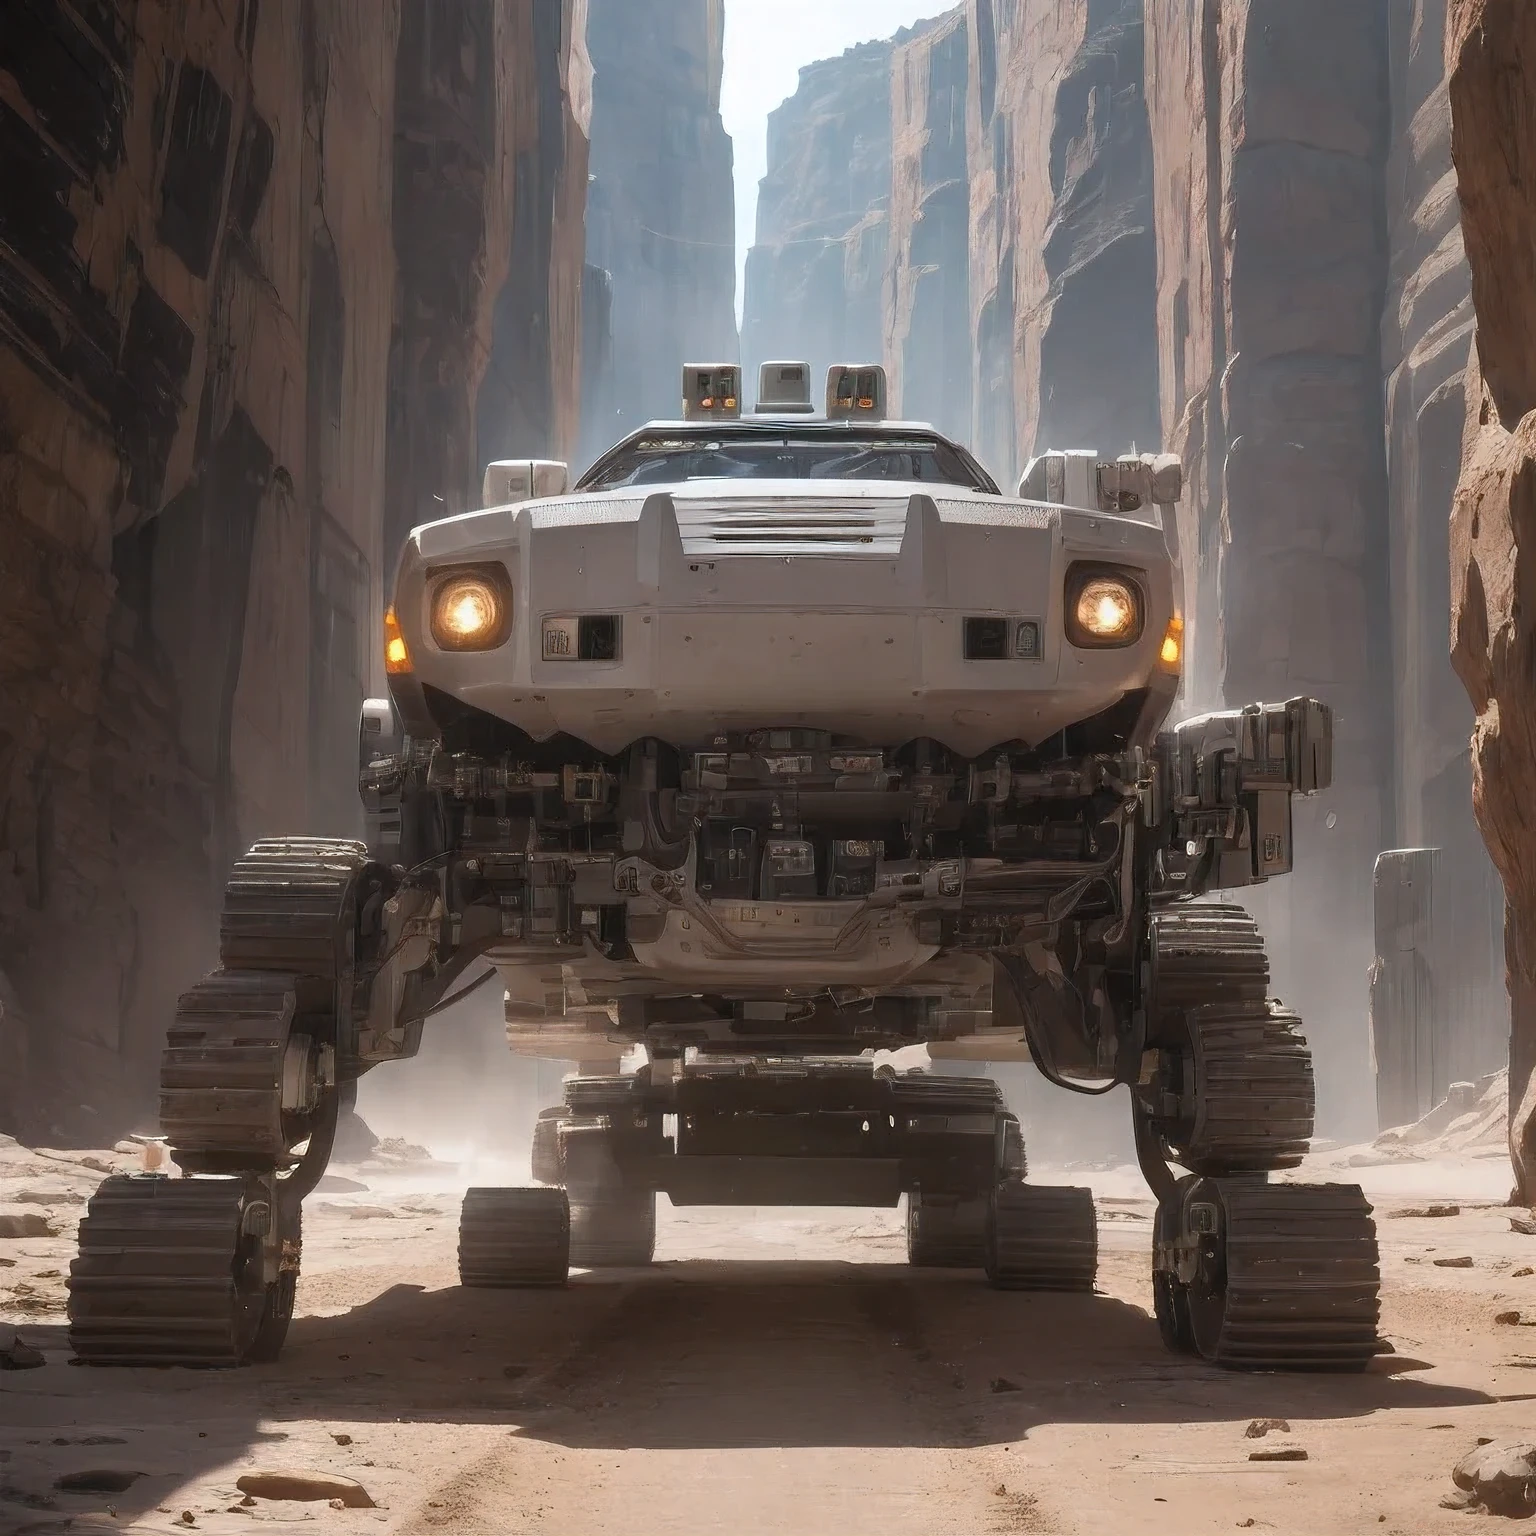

left=483, top=460, right=569, bottom=507
left=1159, top=697, right=1334, bottom=887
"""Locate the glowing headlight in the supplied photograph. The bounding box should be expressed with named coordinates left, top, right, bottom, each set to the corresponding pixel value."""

left=1066, top=567, right=1144, bottom=648
left=430, top=573, right=508, bottom=651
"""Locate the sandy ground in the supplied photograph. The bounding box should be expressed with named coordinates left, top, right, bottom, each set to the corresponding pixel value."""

left=2, top=1135, right=1535, bottom=1536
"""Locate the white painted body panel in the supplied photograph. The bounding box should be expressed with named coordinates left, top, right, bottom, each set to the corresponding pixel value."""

left=393, top=479, right=1175, bottom=756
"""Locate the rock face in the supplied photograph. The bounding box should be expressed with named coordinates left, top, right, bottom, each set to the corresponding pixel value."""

left=1144, top=1, right=1395, bottom=1133
left=967, top=0, right=1159, bottom=485
left=582, top=0, right=736, bottom=459
left=884, top=10, right=972, bottom=443
left=741, top=33, right=910, bottom=410
left=1447, top=0, right=1536, bottom=1203
left=0, top=1, right=588, bottom=1140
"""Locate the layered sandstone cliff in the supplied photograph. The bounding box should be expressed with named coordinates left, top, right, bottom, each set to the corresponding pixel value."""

left=1143, top=1, right=1395, bottom=1134
left=884, top=10, right=971, bottom=443
left=1447, top=0, right=1536, bottom=1202
left=0, top=0, right=588, bottom=1139
left=582, top=0, right=736, bottom=457
left=740, top=33, right=910, bottom=406
left=967, top=0, right=1158, bottom=486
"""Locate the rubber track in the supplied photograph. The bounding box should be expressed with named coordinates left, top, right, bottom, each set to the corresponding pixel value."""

left=219, top=837, right=368, bottom=976
left=68, top=1177, right=284, bottom=1366
left=1149, top=903, right=1270, bottom=1016
left=1205, top=1181, right=1380, bottom=1370
left=1182, top=1005, right=1315, bottom=1172
left=907, top=1194, right=989, bottom=1267
left=160, top=972, right=299, bottom=1160
left=160, top=839, right=366, bottom=1164
left=458, top=1187, right=570, bottom=1287
left=987, top=1184, right=1098, bottom=1292
left=569, top=1190, right=657, bottom=1267
left=1151, top=904, right=1314, bottom=1174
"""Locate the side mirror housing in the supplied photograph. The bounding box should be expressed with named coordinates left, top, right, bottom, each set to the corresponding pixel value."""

left=482, top=459, right=569, bottom=507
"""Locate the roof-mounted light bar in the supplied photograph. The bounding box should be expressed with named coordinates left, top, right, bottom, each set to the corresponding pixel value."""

left=755, top=361, right=815, bottom=414
left=683, top=363, right=742, bottom=421
left=827, top=363, right=888, bottom=421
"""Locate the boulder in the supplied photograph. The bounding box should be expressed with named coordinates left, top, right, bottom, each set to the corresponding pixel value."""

left=1452, top=1441, right=1536, bottom=1517
left=0, top=1206, right=58, bottom=1239
left=234, top=1472, right=374, bottom=1508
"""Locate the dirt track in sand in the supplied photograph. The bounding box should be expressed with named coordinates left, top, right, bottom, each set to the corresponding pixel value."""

left=2, top=1145, right=1535, bottom=1535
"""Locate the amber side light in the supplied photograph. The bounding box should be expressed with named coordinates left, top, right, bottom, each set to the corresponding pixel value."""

left=384, top=606, right=412, bottom=675
left=1159, top=614, right=1185, bottom=671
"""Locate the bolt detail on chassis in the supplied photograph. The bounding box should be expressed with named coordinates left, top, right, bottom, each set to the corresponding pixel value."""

left=68, top=362, right=1379, bottom=1369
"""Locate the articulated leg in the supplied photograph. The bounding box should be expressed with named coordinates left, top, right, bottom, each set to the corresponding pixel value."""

left=1135, top=906, right=1382, bottom=1368
left=70, top=839, right=382, bottom=1368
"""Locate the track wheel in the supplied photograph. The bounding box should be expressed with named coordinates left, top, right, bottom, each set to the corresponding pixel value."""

left=569, top=1188, right=657, bottom=1267
left=530, top=1109, right=564, bottom=1186
left=68, top=1175, right=300, bottom=1367
left=458, top=1187, right=570, bottom=1287
left=906, top=1193, right=989, bottom=1267
left=986, top=1184, right=1097, bottom=1292
left=1158, top=1179, right=1380, bottom=1370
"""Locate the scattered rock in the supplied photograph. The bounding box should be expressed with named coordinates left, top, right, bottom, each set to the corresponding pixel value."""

left=1515, top=1268, right=1535, bottom=1278
left=991, top=1483, right=1007, bottom=1497
left=0, top=1336, right=45, bottom=1370
left=1390, top=1204, right=1461, bottom=1218
left=315, top=1175, right=369, bottom=1194
left=989, top=1377, right=1022, bottom=1393
left=14, top=1183, right=87, bottom=1206
left=235, top=1471, right=375, bottom=1508
left=1513, top=1214, right=1536, bottom=1237
left=1434, top=1256, right=1476, bottom=1268
left=1452, top=1442, right=1536, bottom=1518
left=0, top=1207, right=57, bottom=1239
left=1245, top=1418, right=1291, bottom=1438
left=1239, top=1521, right=1256, bottom=1529
left=179, top=1514, right=195, bottom=1526
left=1248, top=1447, right=1308, bottom=1462
left=331, top=1433, right=352, bottom=1445
left=1496, top=1311, right=1524, bottom=1325
left=1440, top=1487, right=1479, bottom=1510
left=54, top=1471, right=144, bottom=1495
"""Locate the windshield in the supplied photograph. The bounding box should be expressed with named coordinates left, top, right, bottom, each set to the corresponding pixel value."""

left=578, top=430, right=998, bottom=493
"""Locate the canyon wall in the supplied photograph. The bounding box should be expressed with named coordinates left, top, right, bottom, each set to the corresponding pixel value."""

left=1145, top=0, right=1395, bottom=1135
left=0, top=0, right=588, bottom=1141
left=1447, top=0, right=1536, bottom=1202
left=581, top=0, right=736, bottom=461
left=884, top=10, right=971, bottom=443
left=1382, top=0, right=1505, bottom=1091
left=740, top=32, right=910, bottom=408
left=966, top=0, right=1159, bottom=487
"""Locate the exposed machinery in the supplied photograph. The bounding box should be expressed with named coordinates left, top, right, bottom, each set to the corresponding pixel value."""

left=68, top=361, right=1379, bottom=1371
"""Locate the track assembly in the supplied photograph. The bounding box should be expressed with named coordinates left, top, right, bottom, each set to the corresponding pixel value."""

left=1153, top=1176, right=1381, bottom=1370
left=986, top=1184, right=1098, bottom=1292
left=1144, top=904, right=1316, bottom=1175
left=68, top=1175, right=299, bottom=1367
left=458, top=1187, right=571, bottom=1287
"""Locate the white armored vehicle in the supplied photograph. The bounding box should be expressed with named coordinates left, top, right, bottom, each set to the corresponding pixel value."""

left=69, top=361, right=1379, bottom=1370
